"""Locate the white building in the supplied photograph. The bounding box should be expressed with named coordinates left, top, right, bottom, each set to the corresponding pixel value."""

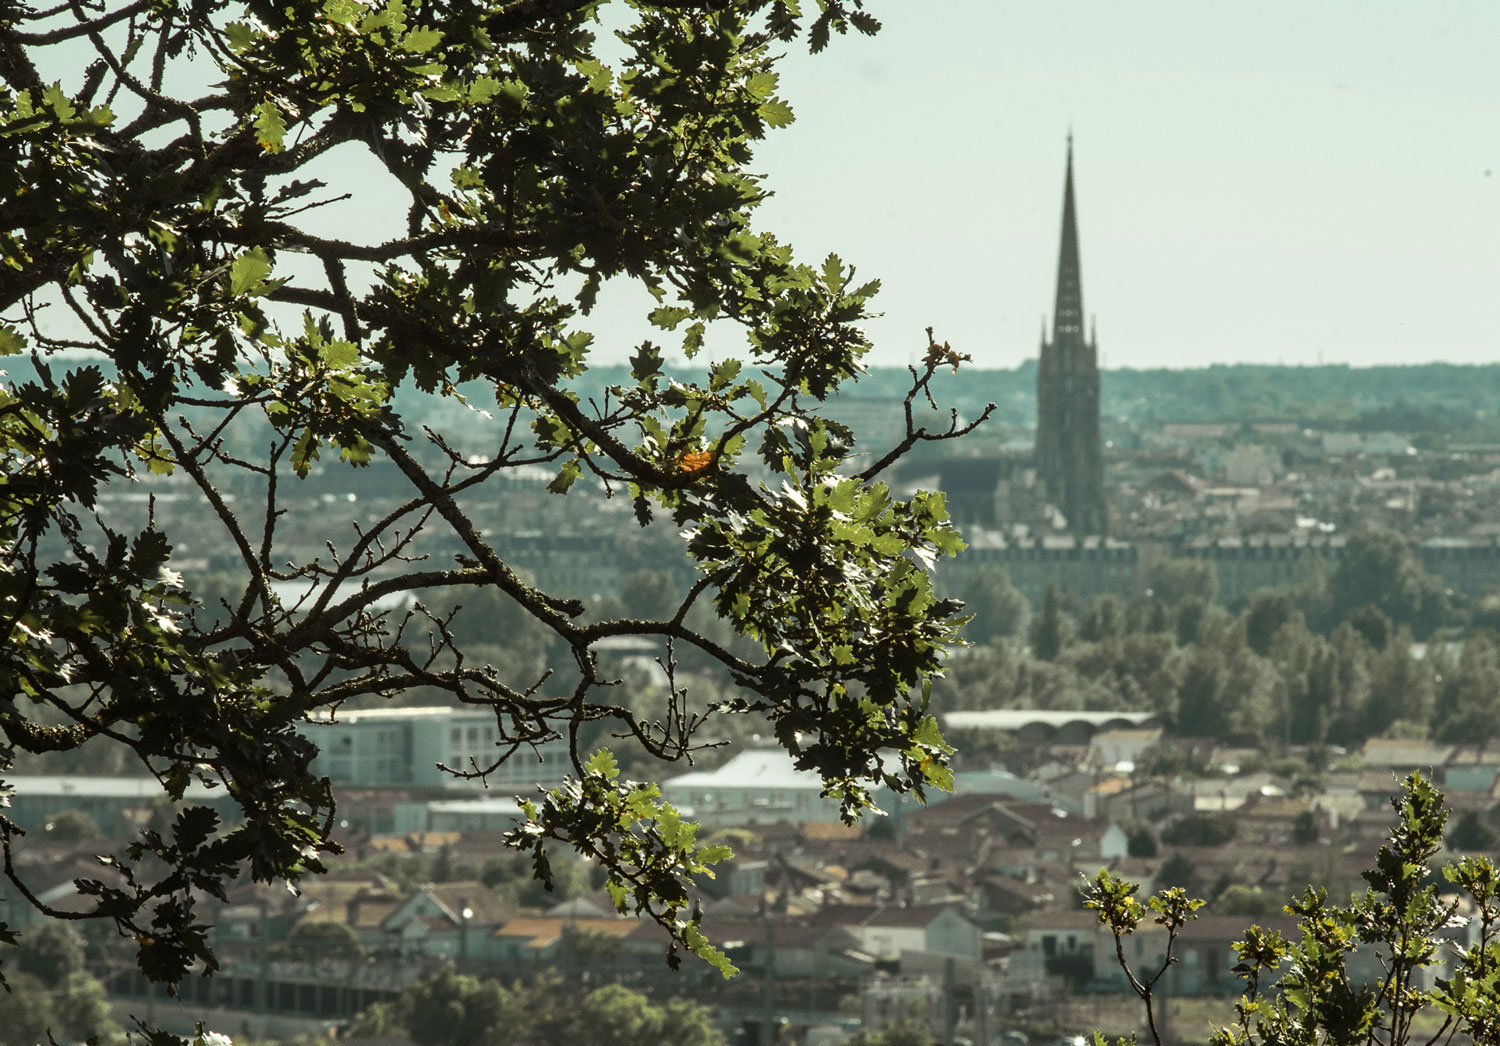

left=1225, top=443, right=1280, bottom=486
left=663, top=749, right=848, bottom=825
left=303, top=706, right=568, bottom=792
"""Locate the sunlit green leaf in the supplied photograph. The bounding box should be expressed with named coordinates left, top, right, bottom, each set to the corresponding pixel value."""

left=0, top=324, right=25, bottom=355
left=760, top=97, right=794, bottom=128
left=229, top=247, right=272, bottom=296
left=401, top=26, right=444, bottom=53
left=253, top=100, right=286, bottom=152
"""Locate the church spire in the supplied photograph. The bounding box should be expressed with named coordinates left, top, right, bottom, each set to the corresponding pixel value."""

left=1052, top=135, right=1085, bottom=340
left=1034, top=135, right=1108, bottom=537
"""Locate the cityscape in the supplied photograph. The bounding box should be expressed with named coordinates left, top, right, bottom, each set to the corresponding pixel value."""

left=3, top=5, right=1498, bottom=1046
left=7, top=136, right=1500, bottom=1046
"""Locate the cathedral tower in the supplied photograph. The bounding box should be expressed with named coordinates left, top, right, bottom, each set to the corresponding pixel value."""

left=1034, top=137, right=1108, bottom=536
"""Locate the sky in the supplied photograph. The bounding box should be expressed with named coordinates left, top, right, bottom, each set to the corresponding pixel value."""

left=27, top=3, right=1499, bottom=374
left=728, top=2, right=1500, bottom=372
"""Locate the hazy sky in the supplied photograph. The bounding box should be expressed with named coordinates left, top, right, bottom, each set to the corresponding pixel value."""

left=737, top=2, right=1500, bottom=372
left=31, top=4, right=1498, bottom=374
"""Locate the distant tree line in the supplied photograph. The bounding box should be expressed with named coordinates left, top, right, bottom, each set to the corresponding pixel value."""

left=1100, top=362, right=1500, bottom=435
left=703, top=361, right=1500, bottom=438
left=349, top=965, right=723, bottom=1046
left=938, top=528, right=1500, bottom=750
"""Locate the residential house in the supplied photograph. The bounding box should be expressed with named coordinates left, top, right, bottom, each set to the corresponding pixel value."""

left=1185, top=772, right=1291, bottom=813
left=490, top=915, right=640, bottom=964
left=288, top=873, right=402, bottom=954
left=1233, top=796, right=1318, bottom=847
left=699, top=916, right=873, bottom=980
left=1442, top=744, right=1500, bottom=795
left=1170, top=914, right=1296, bottom=996
left=374, top=881, right=508, bottom=961
left=1359, top=739, right=1456, bottom=781
left=662, top=749, right=848, bottom=825
left=0, top=851, right=109, bottom=933
left=972, top=873, right=1055, bottom=924
left=1019, top=909, right=1113, bottom=990
left=1086, top=778, right=1193, bottom=822
left=1087, top=728, right=1165, bottom=773
left=813, top=905, right=983, bottom=972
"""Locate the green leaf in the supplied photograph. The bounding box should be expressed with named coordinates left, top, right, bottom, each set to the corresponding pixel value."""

left=586, top=749, right=620, bottom=780
left=649, top=305, right=692, bottom=331
left=745, top=379, right=766, bottom=409
left=172, top=806, right=220, bottom=853
left=547, top=459, right=582, bottom=494
left=291, top=428, right=321, bottom=477
left=496, top=78, right=528, bottom=106
left=719, top=230, right=760, bottom=263
left=321, top=338, right=359, bottom=369
left=913, top=714, right=950, bottom=752
left=450, top=165, right=485, bottom=190
left=697, top=843, right=733, bottom=866
left=322, top=0, right=365, bottom=26
left=745, top=71, right=779, bottom=100
left=760, top=97, right=794, bottom=128
left=253, top=100, right=287, bottom=153
left=681, top=921, right=738, bottom=979
left=821, top=253, right=846, bottom=296
left=576, top=58, right=612, bottom=93
left=605, top=879, right=629, bottom=913
left=41, top=83, right=76, bottom=123
left=682, top=321, right=706, bottom=357
left=401, top=26, right=444, bottom=53
left=0, top=324, right=25, bottom=355
left=129, top=529, right=173, bottom=580
left=230, top=247, right=272, bottom=296
left=224, top=22, right=258, bottom=52
left=630, top=343, right=663, bottom=382
left=532, top=415, right=569, bottom=447
left=709, top=358, right=742, bottom=391
left=625, top=786, right=660, bottom=820
left=468, top=76, right=500, bottom=104
left=658, top=805, right=682, bottom=848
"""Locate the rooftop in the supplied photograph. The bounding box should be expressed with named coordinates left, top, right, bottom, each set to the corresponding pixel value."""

left=7, top=775, right=224, bottom=800
left=941, top=710, right=1157, bottom=731
left=305, top=706, right=496, bottom=724
left=665, top=749, right=826, bottom=793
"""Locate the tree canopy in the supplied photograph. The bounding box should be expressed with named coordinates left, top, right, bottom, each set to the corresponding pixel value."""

left=351, top=966, right=725, bottom=1046
left=0, top=0, right=981, bottom=984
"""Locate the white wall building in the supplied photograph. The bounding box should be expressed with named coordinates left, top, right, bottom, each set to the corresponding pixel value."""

left=303, top=706, right=568, bottom=792
left=663, top=749, right=848, bottom=825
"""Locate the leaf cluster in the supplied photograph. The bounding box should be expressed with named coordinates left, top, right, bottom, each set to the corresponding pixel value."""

left=0, top=0, right=977, bottom=989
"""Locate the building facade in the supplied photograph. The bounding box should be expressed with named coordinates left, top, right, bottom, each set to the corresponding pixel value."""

left=1034, top=138, right=1109, bottom=536
left=303, top=706, right=569, bottom=792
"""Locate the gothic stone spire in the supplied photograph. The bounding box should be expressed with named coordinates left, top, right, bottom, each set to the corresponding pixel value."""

left=1053, top=134, right=1085, bottom=340
left=1035, top=136, right=1108, bottom=537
